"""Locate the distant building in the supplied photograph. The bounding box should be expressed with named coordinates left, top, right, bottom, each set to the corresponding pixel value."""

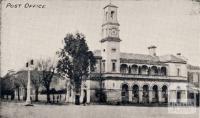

left=13, top=70, right=67, bottom=102
left=187, top=65, right=200, bottom=105
left=66, top=3, right=199, bottom=105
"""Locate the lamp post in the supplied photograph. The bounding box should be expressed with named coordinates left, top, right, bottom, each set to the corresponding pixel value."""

left=25, top=59, right=34, bottom=106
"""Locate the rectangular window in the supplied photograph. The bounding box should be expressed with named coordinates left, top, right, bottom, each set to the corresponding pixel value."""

left=112, top=62, right=116, bottom=72
left=102, top=60, right=105, bottom=72
left=177, top=68, right=180, bottom=76
left=111, top=48, right=116, bottom=52
left=111, top=59, right=117, bottom=72
left=193, top=73, right=198, bottom=83
left=102, top=83, right=105, bottom=88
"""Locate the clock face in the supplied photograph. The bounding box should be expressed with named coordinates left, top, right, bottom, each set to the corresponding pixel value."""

left=111, top=29, right=116, bottom=36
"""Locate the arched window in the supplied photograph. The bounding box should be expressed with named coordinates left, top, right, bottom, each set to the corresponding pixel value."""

left=150, top=66, right=158, bottom=76
left=141, top=65, right=148, bottom=75
left=121, top=84, right=129, bottom=103
left=143, top=85, right=149, bottom=103
left=152, top=85, right=159, bottom=103
left=131, top=65, right=138, bottom=74
left=120, top=64, right=128, bottom=73
left=161, top=67, right=167, bottom=76
left=132, top=85, right=139, bottom=103
left=106, top=12, right=108, bottom=20
left=162, top=85, right=168, bottom=103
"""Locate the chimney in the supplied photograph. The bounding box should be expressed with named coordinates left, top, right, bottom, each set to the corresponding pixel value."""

left=148, top=45, right=157, bottom=56
left=176, top=52, right=188, bottom=62
left=177, top=53, right=181, bottom=56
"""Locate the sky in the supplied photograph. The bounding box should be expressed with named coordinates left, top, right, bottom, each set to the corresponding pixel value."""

left=1, top=0, right=200, bottom=76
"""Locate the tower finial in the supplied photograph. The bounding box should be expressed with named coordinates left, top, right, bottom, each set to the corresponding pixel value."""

left=109, top=0, right=112, bottom=4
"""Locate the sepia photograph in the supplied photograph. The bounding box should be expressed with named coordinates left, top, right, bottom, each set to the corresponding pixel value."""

left=0, top=0, right=200, bottom=118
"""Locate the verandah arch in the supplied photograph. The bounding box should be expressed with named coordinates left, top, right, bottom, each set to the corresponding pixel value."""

left=120, top=64, right=128, bottom=73
left=162, top=85, right=168, bottom=103
left=132, top=84, right=139, bottom=103
left=121, top=84, right=129, bottom=103
left=142, top=85, right=149, bottom=103
left=152, top=85, right=159, bottom=103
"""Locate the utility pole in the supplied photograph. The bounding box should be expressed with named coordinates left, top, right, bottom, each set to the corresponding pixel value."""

left=25, top=59, right=34, bottom=106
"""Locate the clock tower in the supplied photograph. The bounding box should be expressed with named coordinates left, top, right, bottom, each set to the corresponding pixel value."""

left=101, top=3, right=121, bottom=73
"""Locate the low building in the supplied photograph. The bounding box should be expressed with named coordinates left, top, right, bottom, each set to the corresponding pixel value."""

left=187, top=65, right=200, bottom=106
left=13, top=70, right=67, bottom=102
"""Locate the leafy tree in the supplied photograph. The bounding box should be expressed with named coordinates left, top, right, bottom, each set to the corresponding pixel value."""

left=57, top=32, right=96, bottom=105
left=192, top=0, right=200, bottom=3
left=35, top=59, right=55, bottom=103
left=1, top=73, right=15, bottom=100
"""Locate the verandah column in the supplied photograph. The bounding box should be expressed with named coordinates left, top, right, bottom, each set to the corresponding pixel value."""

left=158, top=89, right=162, bottom=103
left=129, top=89, right=132, bottom=102
left=149, top=89, right=153, bottom=103
left=139, top=88, right=143, bottom=103
left=86, top=80, right=91, bottom=103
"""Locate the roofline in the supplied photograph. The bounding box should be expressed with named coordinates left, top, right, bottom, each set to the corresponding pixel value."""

left=100, top=37, right=121, bottom=43
left=102, top=22, right=120, bottom=27
left=161, top=61, right=187, bottom=64
left=103, top=4, right=118, bottom=9
left=148, top=45, right=157, bottom=49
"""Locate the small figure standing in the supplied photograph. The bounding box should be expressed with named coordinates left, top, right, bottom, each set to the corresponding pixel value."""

left=57, top=95, right=59, bottom=103
left=53, top=95, right=55, bottom=103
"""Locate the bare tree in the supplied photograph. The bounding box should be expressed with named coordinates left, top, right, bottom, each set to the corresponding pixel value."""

left=16, top=71, right=28, bottom=101
left=13, top=75, right=21, bottom=101
left=35, top=58, right=55, bottom=103
left=31, top=70, right=42, bottom=102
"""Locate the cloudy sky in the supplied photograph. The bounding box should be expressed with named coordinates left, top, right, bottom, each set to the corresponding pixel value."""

left=1, top=0, right=200, bottom=76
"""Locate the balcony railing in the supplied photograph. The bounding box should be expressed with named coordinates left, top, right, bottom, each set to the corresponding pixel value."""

left=89, top=72, right=187, bottom=81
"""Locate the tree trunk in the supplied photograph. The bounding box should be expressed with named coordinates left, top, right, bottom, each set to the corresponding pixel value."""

left=35, top=88, right=39, bottom=102
left=74, top=83, right=81, bottom=105
left=46, top=88, right=51, bottom=103
left=17, top=87, right=20, bottom=101
left=75, top=91, right=80, bottom=105
left=23, top=88, right=27, bottom=101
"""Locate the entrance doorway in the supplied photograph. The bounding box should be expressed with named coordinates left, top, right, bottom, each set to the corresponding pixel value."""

left=152, top=85, right=159, bottom=103
left=83, top=90, right=87, bottom=104
left=196, top=93, right=199, bottom=106
left=132, top=85, right=139, bottom=103
left=162, top=85, right=168, bottom=103
left=143, top=85, right=149, bottom=103
left=121, top=84, right=129, bottom=103
left=177, top=91, right=181, bottom=103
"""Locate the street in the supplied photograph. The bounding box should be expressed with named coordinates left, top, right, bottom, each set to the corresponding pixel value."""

left=0, top=102, right=199, bottom=118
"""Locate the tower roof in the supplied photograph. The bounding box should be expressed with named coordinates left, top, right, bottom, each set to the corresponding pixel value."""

left=103, top=3, right=118, bottom=9
left=148, top=45, right=157, bottom=49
